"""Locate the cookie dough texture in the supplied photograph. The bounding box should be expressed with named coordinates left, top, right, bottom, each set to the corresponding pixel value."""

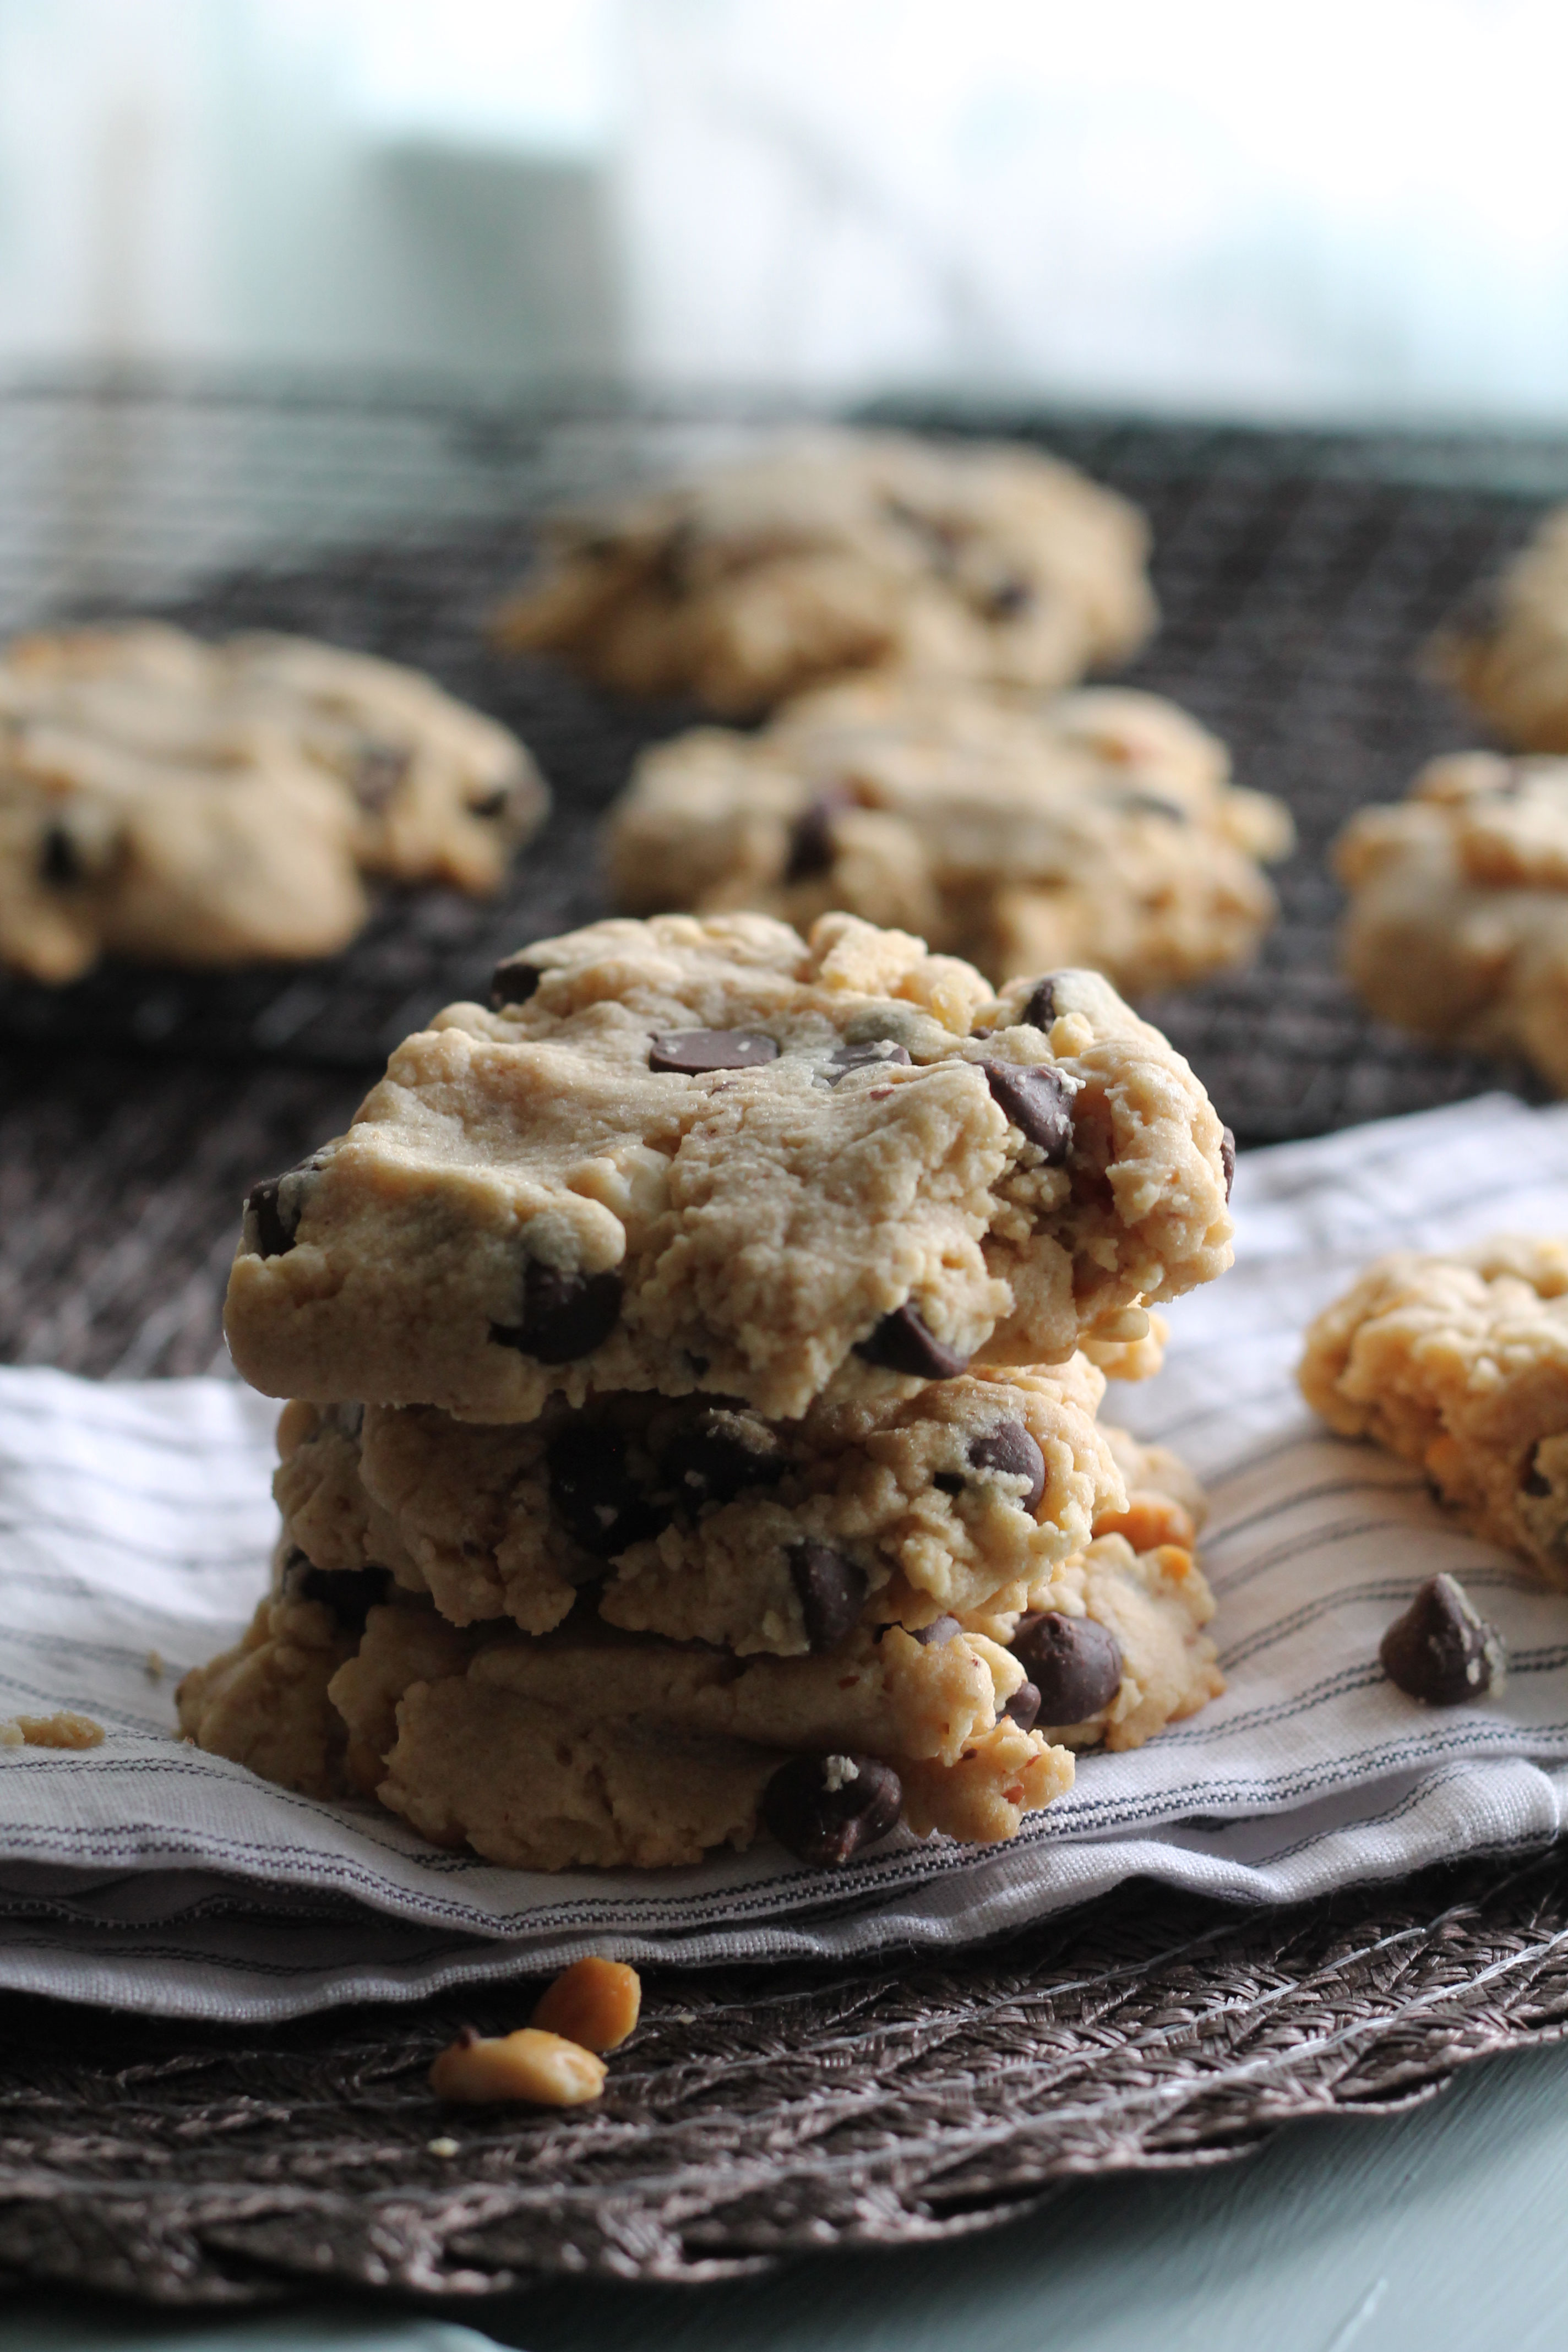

left=225, top=913, right=1235, bottom=1423
left=493, top=428, right=1155, bottom=715
left=1435, top=509, right=1568, bottom=750
left=273, top=1355, right=1124, bottom=1654
left=609, top=678, right=1293, bottom=994
left=1336, top=752, right=1568, bottom=1091
left=179, top=1406, right=1221, bottom=1868
left=1299, top=1235, right=1568, bottom=1582
left=0, top=622, right=546, bottom=981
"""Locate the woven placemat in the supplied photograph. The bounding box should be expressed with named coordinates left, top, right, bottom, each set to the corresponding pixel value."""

left=2, top=1845, right=1568, bottom=2304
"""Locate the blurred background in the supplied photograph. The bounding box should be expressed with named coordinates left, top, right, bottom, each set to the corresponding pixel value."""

left=4, top=0, right=1568, bottom=423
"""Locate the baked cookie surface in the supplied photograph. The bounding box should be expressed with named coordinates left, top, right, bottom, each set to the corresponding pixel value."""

left=493, top=428, right=1155, bottom=714
left=179, top=1468, right=1220, bottom=1871
left=271, top=1355, right=1124, bottom=1654
left=1435, top=509, right=1568, bottom=750
left=1299, top=1235, right=1568, bottom=1581
left=609, top=677, right=1293, bottom=993
left=0, top=622, right=546, bottom=980
left=225, top=913, right=1235, bottom=1423
left=1336, top=752, right=1568, bottom=1091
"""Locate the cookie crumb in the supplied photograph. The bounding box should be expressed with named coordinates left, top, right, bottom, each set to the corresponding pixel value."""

left=0, top=1711, right=104, bottom=1750
left=426, top=2136, right=460, bottom=2158
left=145, top=1651, right=165, bottom=1681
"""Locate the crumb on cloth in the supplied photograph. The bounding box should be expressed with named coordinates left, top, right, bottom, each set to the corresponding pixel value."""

left=0, top=1711, right=105, bottom=1750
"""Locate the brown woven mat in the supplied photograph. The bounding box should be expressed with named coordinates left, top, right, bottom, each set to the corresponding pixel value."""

left=2, top=1846, right=1567, bottom=2304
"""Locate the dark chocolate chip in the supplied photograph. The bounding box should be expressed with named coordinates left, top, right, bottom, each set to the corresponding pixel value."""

left=968, top=1420, right=1047, bottom=1513
left=1002, top=1680, right=1041, bottom=1731
left=787, top=1543, right=869, bottom=1651
left=244, top=1176, right=297, bottom=1260
left=933, top=1471, right=966, bottom=1496
left=1380, top=1574, right=1507, bottom=1706
left=547, top=1425, right=666, bottom=1559
left=39, top=825, right=83, bottom=888
left=1118, top=791, right=1188, bottom=822
left=762, top=1750, right=903, bottom=1867
left=854, top=1304, right=970, bottom=1380
left=284, top=1554, right=392, bottom=1635
left=1220, top=1127, right=1236, bottom=1202
left=489, top=1262, right=622, bottom=1363
left=910, top=1613, right=961, bottom=1647
left=661, top=1411, right=785, bottom=1509
left=489, top=956, right=541, bottom=1009
left=784, top=788, right=853, bottom=882
left=467, top=783, right=515, bottom=820
left=1009, top=1611, right=1123, bottom=1724
left=825, top=1039, right=913, bottom=1085
left=978, top=1061, right=1073, bottom=1162
left=354, top=742, right=411, bottom=812
left=1521, top=1453, right=1553, bottom=1498
left=1016, top=977, right=1060, bottom=1032
left=986, top=575, right=1034, bottom=619
left=649, top=1028, right=779, bottom=1075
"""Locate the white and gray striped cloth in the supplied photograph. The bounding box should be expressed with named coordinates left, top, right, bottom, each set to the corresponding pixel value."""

left=3, top=1091, right=1567, bottom=2021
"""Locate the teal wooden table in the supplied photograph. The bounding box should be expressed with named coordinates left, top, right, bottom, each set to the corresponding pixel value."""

left=8, top=2031, right=1566, bottom=2352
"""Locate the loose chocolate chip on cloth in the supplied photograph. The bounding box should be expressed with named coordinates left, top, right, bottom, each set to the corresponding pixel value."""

left=8, top=1096, right=1568, bottom=2020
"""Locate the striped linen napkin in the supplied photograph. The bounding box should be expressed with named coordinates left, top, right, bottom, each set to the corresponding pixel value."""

left=2, top=1091, right=1567, bottom=2021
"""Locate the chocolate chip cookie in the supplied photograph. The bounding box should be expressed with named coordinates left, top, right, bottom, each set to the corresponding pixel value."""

left=493, top=427, right=1155, bottom=715
left=271, top=1354, right=1124, bottom=1653
left=1299, top=1235, right=1568, bottom=1581
left=608, top=677, right=1293, bottom=994
left=1435, top=509, right=1568, bottom=750
left=226, top=913, right=1235, bottom=1423
left=1336, top=751, right=1568, bottom=1092
left=0, top=622, right=546, bottom=980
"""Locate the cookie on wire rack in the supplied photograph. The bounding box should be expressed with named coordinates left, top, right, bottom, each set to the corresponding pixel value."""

left=493, top=426, right=1155, bottom=715
left=0, top=622, right=547, bottom=982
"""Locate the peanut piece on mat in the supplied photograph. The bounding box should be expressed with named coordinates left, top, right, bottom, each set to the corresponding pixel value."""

left=428, top=2026, right=606, bottom=2107
left=530, top=1958, right=643, bottom=2054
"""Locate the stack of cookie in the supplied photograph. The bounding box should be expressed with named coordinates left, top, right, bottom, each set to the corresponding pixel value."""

left=181, top=912, right=1234, bottom=1871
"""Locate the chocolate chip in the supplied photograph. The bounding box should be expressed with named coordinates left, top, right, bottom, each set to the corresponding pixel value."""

left=1118, top=791, right=1188, bottom=822
left=39, top=825, right=83, bottom=888
left=1001, top=1680, right=1042, bottom=1732
left=1009, top=1611, right=1123, bottom=1723
left=489, top=1262, right=622, bottom=1363
left=978, top=1061, right=1073, bottom=1162
left=547, top=1425, right=666, bottom=1558
left=967, top=1420, right=1047, bottom=1512
left=1220, top=1127, right=1236, bottom=1202
left=910, top=1614, right=961, bottom=1647
left=762, top=1750, right=903, bottom=1866
left=650, top=1030, right=779, bottom=1075
left=354, top=742, right=410, bottom=812
left=282, top=1552, right=392, bottom=1635
left=1016, top=978, right=1060, bottom=1032
left=1380, top=1574, right=1507, bottom=1706
left=933, top=1472, right=966, bottom=1496
left=1521, top=1453, right=1553, bottom=1498
left=784, top=788, right=853, bottom=882
left=787, top=1543, right=868, bottom=1651
left=661, top=1410, right=785, bottom=1509
left=854, top=1304, right=970, bottom=1380
left=489, top=956, right=541, bottom=1008
left=986, top=576, right=1034, bottom=619
left=825, top=1039, right=912, bottom=1085
left=244, top=1177, right=294, bottom=1259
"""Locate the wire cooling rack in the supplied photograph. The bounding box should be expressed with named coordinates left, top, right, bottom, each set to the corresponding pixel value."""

left=0, top=377, right=1562, bottom=1143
